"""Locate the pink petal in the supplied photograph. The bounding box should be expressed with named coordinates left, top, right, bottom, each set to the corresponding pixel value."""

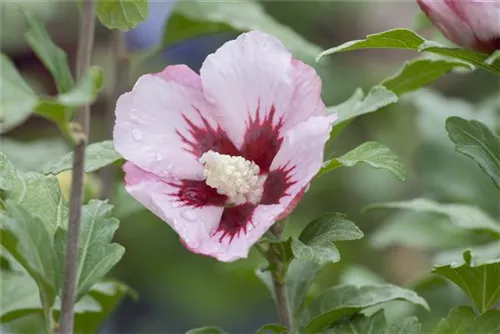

left=206, top=203, right=285, bottom=262
left=200, top=30, right=326, bottom=151
left=114, top=65, right=236, bottom=180
left=123, top=162, right=223, bottom=251
left=456, top=1, right=500, bottom=52
left=267, top=114, right=338, bottom=216
left=418, top=0, right=477, bottom=48
left=123, top=162, right=283, bottom=262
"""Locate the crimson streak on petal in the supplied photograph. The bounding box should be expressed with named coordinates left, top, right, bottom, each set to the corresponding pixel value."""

left=177, top=108, right=240, bottom=158
left=241, top=105, right=284, bottom=173
left=215, top=203, right=256, bottom=242
left=168, top=179, right=227, bottom=207
left=260, top=164, right=297, bottom=205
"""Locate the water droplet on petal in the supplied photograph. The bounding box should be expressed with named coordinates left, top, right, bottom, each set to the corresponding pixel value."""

left=129, top=109, right=139, bottom=120
left=247, top=224, right=254, bottom=231
left=172, top=201, right=181, bottom=208
left=155, top=152, right=163, bottom=161
left=181, top=209, right=197, bottom=222
left=132, top=129, right=142, bottom=141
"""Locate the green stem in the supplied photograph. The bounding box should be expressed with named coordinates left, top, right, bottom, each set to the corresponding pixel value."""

left=268, top=223, right=293, bottom=331
left=39, top=292, right=52, bottom=334
left=58, top=1, right=96, bottom=333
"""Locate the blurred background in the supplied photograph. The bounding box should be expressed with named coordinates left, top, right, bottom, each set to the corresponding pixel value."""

left=1, top=1, right=499, bottom=333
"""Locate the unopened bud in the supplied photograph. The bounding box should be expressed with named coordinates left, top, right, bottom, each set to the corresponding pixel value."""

left=417, top=0, right=500, bottom=54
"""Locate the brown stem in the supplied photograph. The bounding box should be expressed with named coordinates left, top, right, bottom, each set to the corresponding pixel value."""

left=58, top=1, right=96, bottom=333
left=100, top=29, right=128, bottom=199
left=269, top=223, right=293, bottom=330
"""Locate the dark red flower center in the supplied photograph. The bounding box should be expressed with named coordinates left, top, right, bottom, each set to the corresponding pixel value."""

left=171, top=105, right=296, bottom=243
left=240, top=105, right=284, bottom=174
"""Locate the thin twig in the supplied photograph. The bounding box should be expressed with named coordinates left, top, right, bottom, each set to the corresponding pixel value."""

left=268, top=222, right=293, bottom=331
left=58, top=1, right=96, bottom=333
left=101, top=29, right=128, bottom=199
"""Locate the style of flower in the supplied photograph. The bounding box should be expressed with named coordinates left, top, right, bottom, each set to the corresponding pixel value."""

left=114, top=31, right=337, bottom=262
left=417, top=0, right=500, bottom=54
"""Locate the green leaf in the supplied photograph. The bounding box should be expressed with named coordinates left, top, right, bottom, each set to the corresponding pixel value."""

left=300, top=284, right=429, bottom=333
left=365, top=198, right=500, bottom=236
left=485, top=50, right=500, bottom=66
left=255, top=267, right=276, bottom=302
left=186, top=327, right=228, bottom=334
left=326, top=310, right=387, bottom=334
left=255, top=324, right=288, bottom=334
left=256, top=260, right=322, bottom=319
left=0, top=202, right=58, bottom=329
left=0, top=269, right=41, bottom=322
left=387, top=316, right=422, bottom=334
left=0, top=137, right=69, bottom=173
left=164, top=1, right=321, bottom=63
left=0, top=152, right=67, bottom=234
left=287, top=260, right=322, bottom=318
left=1, top=269, right=134, bottom=331
left=0, top=270, right=114, bottom=324
left=56, top=66, right=103, bottom=107
left=291, top=213, right=364, bottom=265
left=418, top=41, right=500, bottom=74
left=269, top=238, right=294, bottom=263
left=434, top=241, right=500, bottom=268
left=34, top=66, right=104, bottom=138
left=96, top=0, right=148, bottom=31
left=435, top=306, right=500, bottom=334
left=21, top=8, right=74, bottom=93
left=370, top=211, right=475, bottom=250
left=41, top=140, right=122, bottom=175
left=73, top=281, right=136, bottom=333
left=326, top=56, right=471, bottom=141
left=329, top=86, right=398, bottom=125
left=318, top=29, right=425, bottom=58
left=0, top=54, right=38, bottom=134
left=53, top=295, right=101, bottom=313
left=326, top=309, right=421, bottom=334
left=317, top=28, right=500, bottom=75
left=320, top=141, right=406, bottom=181
left=0, top=55, right=101, bottom=137
left=446, top=117, right=500, bottom=190
left=33, top=100, right=68, bottom=133
left=327, top=86, right=398, bottom=141
left=381, top=58, right=472, bottom=96
left=433, top=248, right=500, bottom=313
left=54, top=200, right=125, bottom=301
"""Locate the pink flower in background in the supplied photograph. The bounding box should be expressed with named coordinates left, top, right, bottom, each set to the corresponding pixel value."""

left=417, top=0, right=500, bottom=53
left=114, top=31, right=337, bottom=262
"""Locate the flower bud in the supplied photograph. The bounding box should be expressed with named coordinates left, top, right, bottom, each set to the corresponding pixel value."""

left=57, top=171, right=102, bottom=202
left=417, top=0, right=500, bottom=53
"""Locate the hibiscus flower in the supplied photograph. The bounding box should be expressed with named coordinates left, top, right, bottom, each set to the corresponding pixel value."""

left=114, top=31, right=337, bottom=262
left=417, top=0, right=500, bottom=54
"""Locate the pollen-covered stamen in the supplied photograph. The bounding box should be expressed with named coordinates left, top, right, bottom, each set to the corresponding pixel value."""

left=199, top=150, right=264, bottom=205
